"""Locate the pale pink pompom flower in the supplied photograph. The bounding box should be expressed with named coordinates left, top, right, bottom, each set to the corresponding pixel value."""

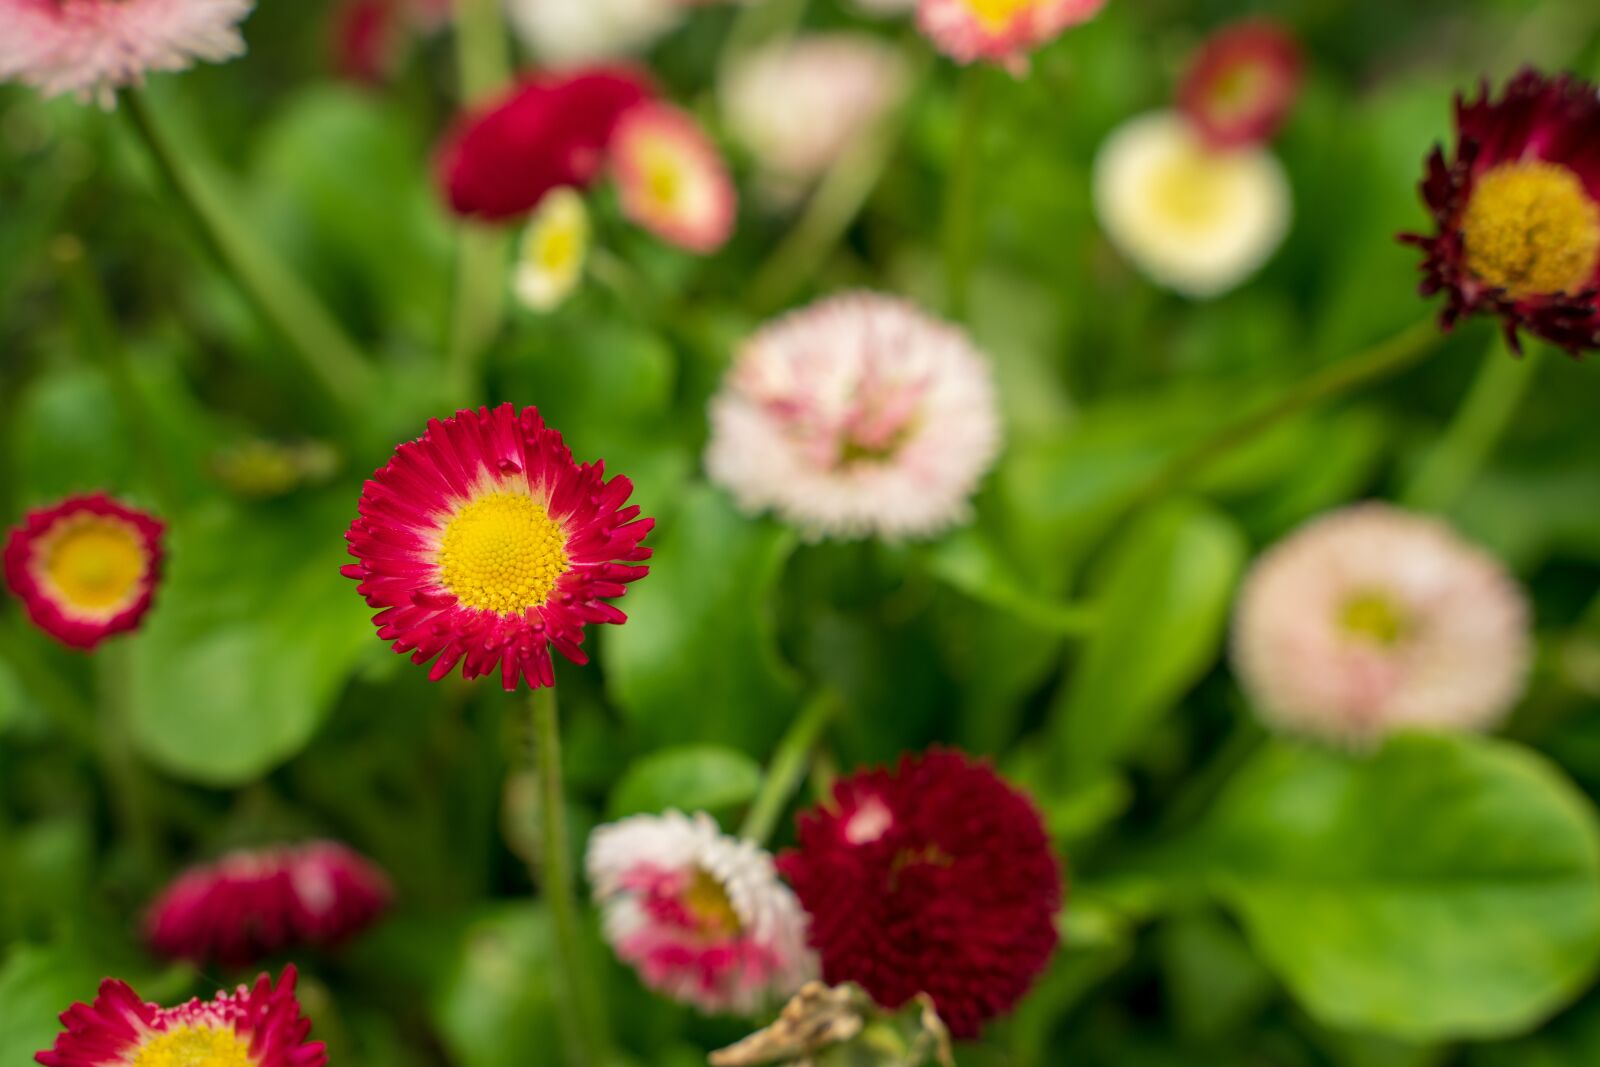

left=586, top=810, right=816, bottom=1016
left=1232, top=503, right=1532, bottom=746
left=916, top=0, right=1104, bottom=73
left=0, top=0, right=253, bottom=108
left=705, top=291, right=1002, bottom=542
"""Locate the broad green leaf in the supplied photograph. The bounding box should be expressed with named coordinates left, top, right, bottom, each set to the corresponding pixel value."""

left=1050, top=499, right=1246, bottom=783
left=1191, top=733, right=1600, bottom=1041
left=607, top=745, right=762, bottom=820
left=0, top=945, right=104, bottom=1066
left=126, top=495, right=372, bottom=785
left=604, top=484, right=800, bottom=755
left=433, top=906, right=562, bottom=1067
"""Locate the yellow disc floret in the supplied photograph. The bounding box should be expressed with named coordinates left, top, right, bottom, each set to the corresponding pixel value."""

left=1340, top=591, right=1408, bottom=647
left=38, top=514, right=148, bottom=615
left=438, top=490, right=570, bottom=615
left=683, top=867, right=743, bottom=937
left=1461, top=160, right=1600, bottom=298
left=640, top=139, right=686, bottom=212
left=132, top=1025, right=256, bottom=1067
left=962, top=0, right=1033, bottom=31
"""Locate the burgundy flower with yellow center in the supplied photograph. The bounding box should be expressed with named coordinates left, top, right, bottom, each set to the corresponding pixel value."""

left=779, top=749, right=1062, bottom=1039
left=1403, top=69, right=1600, bottom=355
left=36, top=966, right=324, bottom=1067
left=1176, top=19, right=1302, bottom=150
left=3, top=492, right=165, bottom=650
left=343, top=403, right=653, bottom=690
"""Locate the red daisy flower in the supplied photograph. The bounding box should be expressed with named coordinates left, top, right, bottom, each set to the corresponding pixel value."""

left=36, top=966, right=324, bottom=1067
left=1402, top=68, right=1600, bottom=356
left=436, top=66, right=653, bottom=223
left=145, top=841, right=393, bottom=968
left=1177, top=19, right=1303, bottom=150
left=2, top=492, right=164, bottom=650
left=342, top=403, right=653, bottom=690
left=778, top=749, right=1063, bottom=1039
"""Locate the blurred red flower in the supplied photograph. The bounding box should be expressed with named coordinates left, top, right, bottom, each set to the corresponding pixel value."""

left=1177, top=19, right=1303, bottom=149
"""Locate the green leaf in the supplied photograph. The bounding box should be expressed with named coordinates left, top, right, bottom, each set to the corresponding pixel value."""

left=604, top=484, right=800, bottom=755
left=0, top=945, right=104, bottom=1065
left=1190, top=733, right=1600, bottom=1041
left=433, top=906, right=562, bottom=1067
left=126, top=495, right=373, bottom=785
left=1050, top=499, right=1246, bottom=783
left=607, top=745, right=762, bottom=821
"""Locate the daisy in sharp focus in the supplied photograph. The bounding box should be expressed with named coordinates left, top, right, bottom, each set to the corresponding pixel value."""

left=611, top=101, right=738, bottom=254
left=779, top=748, right=1062, bottom=1039
left=35, top=967, right=324, bottom=1067
left=3, top=493, right=165, bottom=651
left=0, top=0, right=254, bottom=108
left=513, top=187, right=591, bottom=312
left=342, top=403, right=653, bottom=690
left=586, top=810, right=816, bottom=1015
left=1231, top=503, right=1531, bottom=746
left=705, top=291, right=1001, bottom=541
left=916, top=0, right=1104, bottom=73
left=1093, top=110, right=1291, bottom=298
left=1402, top=69, right=1600, bottom=356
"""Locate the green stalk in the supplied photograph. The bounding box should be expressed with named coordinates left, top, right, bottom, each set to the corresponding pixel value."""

left=1133, top=317, right=1444, bottom=507
left=97, top=639, right=163, bottom=874
left=529, top=687, right=611, bottom=1067
left=122, top=90, right=374, bottom=422
left=741, top=691, right=839, bottom=846
left=942, top=65, right=987, bottom=322
left=0, top=615, right=97, bottom=749
left=1402, top=334, right=1538, bottom=512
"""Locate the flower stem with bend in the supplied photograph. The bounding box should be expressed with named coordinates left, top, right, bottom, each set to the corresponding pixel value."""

left=741, top=691, right=839, bottom=846
left=528, top=686, right=611, bottom=1067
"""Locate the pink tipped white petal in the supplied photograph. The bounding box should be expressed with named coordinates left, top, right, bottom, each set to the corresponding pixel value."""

left=611, top=102, right=738, bottom=254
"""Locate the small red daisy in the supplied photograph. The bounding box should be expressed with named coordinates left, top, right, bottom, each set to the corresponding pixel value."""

left=145, top=841, right=393, bottom=968
left=343, top=403, right=653, bottom=690
left=1402, top=68, right=1600, bottom=356
left=1177, top=19, right=1303, bottom=150
left=2, top=492, right=165, bottom=650
left=778, top=748, right=1063, bottom=1039
left=437, top=67, right=653, bottom=223
left=36, top=966, right=324, bottom=1067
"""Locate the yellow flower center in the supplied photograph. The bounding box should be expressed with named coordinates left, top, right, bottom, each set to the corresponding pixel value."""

left=38, top=514, right=147, bottom=615
left=640, top=142, right=685, bottom=211
left=1461, top=160, right=1600, bottom=298
left=1206, top=64, right=1268, bottom=122
left=1147, top=146, right=1234, bottom=229
left=962, top=0, right=1032, bottom=31
left=683, top=867, right=742, bottom=936
left=437, top=491, right=569, bottom=615
left=1340, top=591, right=1408, bottom=647
left=132, top=1025, right=256, bottom=1067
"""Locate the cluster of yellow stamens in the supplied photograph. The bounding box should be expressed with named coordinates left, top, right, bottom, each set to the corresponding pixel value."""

left=683, top=867, right=743, bottom=937
left=37, top=513, right=147, bottom=616
left=438, top=491, right=570, bottom=615
left=1461, top=160, right=1600, bottom=298
left=1340, top=590, right=1408, bottom=647
left=962, top=0, right=1034, bottom=31
left=131, top=1024, right=255, bottom=1067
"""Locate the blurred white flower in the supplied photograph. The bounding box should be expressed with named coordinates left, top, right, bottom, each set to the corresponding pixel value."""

left=1093, top=110, right=1291, bottom=298
left=587, top=810, right=815, bottom=1016
left=722, top=34, right=908, bottom=204
left=512, top=187, right=590, bottom=312
left=705, top=291, right=1002, bottom=541
left=1232, top=503, right=1532, bottom=746
left=505, top=0, right=683, bottom=67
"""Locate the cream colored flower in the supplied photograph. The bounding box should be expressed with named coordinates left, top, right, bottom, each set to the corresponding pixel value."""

left=512, top=187, right=589, bottom=312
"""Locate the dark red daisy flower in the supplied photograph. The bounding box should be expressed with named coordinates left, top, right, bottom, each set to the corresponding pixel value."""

left=1401, top=68, right=1600, bottom=356
left=330, top=0, right=401, bottom=85
left=145, top=841, right=393, bottom=968
left=343, top=403, right=653, bottom=690
left=1177, top=18, right=1302, bottom=149
left=436, top=67, right=653, bottom=222
left=778, top=748, right=1063, bottom=1039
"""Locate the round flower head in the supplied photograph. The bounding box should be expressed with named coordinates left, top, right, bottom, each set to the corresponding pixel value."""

left=514, top=187, right=590, bottom=312
left=1402, top=69, right=1600, bottom=356
left=506, top=0, right=684, bottom=69
left=586, top=810, right=815, bottom=1015
left=916, top=0, right=1104, bottom=73
left=1094, top=110, right=1291, bottom=297
left=437, top=67, right=653, bottom=223
left=343, top=403, right=653, bottom=690
left=611, top=102, right=738, bottom=254
left=0, top=0, right=252, bottom=108
left=1177, top=19, right=1302, bottom=150
left=145, top=841, right=393, bottom=968
left=722, top=35, right=909, bottom=202
left=1232, top=503, right=1531, bottom=746
left=3, top=493, right=165, bottom=651
left=779, top=749, right=1062, bottom=1039
left=705, top=291, right=1001, bottom=541
left=36, top=966, right=324, bottom=1067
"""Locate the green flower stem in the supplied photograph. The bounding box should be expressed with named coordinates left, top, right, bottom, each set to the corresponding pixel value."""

left=122, top=90, right=375, bottom=423
left=1402, top=334, right=1538, bottom=513
left=942, top=64, right=987, bottom=322
left=0, top=614, right=97, bottom=749
left=1134, top=317, right=1444, bottom=508
left=529, top=687, right=611, bottom=1067
left=97, top=639, right=163, bottom=874
left=741, top=691, right=839, bottom=846
left=445, top=0, right=514, bottom=403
